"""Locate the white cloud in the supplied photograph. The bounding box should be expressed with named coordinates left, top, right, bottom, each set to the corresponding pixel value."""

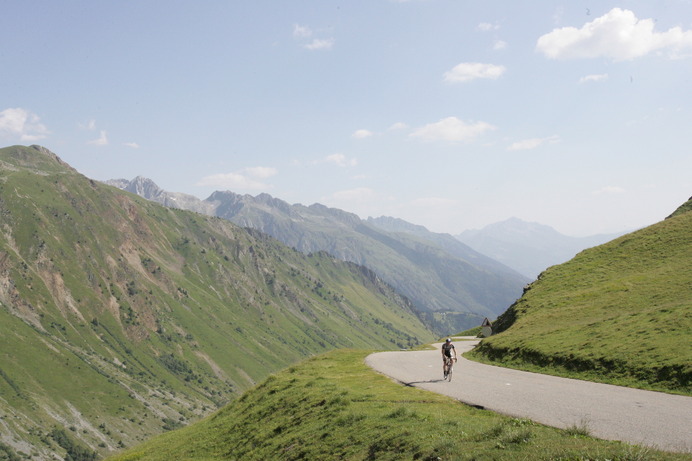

left=536, top=8, right=692, bottom=60
left=197, top=173, right=267, bottom=190
left=0, top=107, right=49, bottom=141
left=477, top=22, right=500, bottom=32
left=293, top=24, right=312, bottom=38
left=293, top=24, right=334, bottom=51
left=88, top=130, right=108, bottom=146
left=444, top=62, right=506, bottom=83
left=508, top=135, right=560, bottom=151
left=352, top=129, right=373, bottom=139
left=593, top=186, right=626, bottom=195
left=389, top=122, right=408, bottom=131
left=304, top=38, right=334, bottom=51
left=493, top=40, right=507, bottom=51
left=322, top=153, right=358, bottom=167
left=123, top=142, right=140, bottom=149
left=197, top=166, right=277, bottom=190
left=244, top=166, right=278, bottom=179
left=477, top=21, right=506, bottom=51
left=410, top=117, right=496, bottom=142
left=78, top=119, right=96, bottom=131
left=579, top=73, right=609, bottom=84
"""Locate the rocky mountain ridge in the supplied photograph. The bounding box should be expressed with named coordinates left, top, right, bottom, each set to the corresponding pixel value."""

left=106, top=177, right=530, bottom=332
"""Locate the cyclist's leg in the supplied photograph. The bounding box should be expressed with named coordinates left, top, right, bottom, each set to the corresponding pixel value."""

left=444, top=356, right=451, bottom=378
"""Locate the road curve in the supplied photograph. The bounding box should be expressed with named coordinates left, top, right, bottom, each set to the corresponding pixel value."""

left=366, top=338, right=692, bottom=453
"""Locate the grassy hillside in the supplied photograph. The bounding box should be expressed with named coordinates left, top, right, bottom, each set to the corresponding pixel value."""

left=0, top=145, right=434, bottom=459
left=107, top=349, right=686, bottom=461
left=470, top=198, right=692, bottom=394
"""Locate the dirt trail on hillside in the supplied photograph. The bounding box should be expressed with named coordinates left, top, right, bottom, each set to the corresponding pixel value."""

left=366, top=338, right=692, bottom=453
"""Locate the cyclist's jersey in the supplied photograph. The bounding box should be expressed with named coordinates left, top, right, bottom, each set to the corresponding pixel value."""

left=442, top=342, right=455, bottom=357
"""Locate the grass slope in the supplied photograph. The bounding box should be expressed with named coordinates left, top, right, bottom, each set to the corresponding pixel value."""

left=470, top=199, right=692, bottom=394
left=108, top=349, right=686, bottom=461
left=0, top=145, right=434, bottom=458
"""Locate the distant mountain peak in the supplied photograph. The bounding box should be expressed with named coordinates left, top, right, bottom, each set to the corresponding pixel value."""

left=125, top=176, right=165, bottom=198
left=483, top=218, right=562, bottom=239
left=105, top=176, right=214, bottom=215
left=456, top=218, right=625, bottom=279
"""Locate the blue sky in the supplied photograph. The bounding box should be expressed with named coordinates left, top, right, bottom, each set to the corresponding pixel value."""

left=2, top=1, right=691, bottom=236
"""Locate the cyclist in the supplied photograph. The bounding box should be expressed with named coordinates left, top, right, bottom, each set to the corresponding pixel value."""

left=441, top=338, right=457, bottom=378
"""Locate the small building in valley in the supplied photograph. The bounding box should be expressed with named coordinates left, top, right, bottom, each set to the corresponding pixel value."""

left=481, top=318, right=493, bottom=337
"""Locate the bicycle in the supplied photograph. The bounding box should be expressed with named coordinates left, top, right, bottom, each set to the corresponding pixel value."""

left=443, top=356, right=455, bottom=381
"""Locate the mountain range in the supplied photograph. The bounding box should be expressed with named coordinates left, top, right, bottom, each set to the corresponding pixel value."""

left=456, top=218, right=625, bottom=279
left=0, top=145, right=435, bottom=459
left=106, top=176, right=530, bottom=332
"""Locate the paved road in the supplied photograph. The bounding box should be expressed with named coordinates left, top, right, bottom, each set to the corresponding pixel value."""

left=366, top=338, right=692, bottom=453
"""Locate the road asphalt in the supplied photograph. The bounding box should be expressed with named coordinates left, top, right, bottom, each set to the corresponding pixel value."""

left=365, top=338, right=692, bottom=453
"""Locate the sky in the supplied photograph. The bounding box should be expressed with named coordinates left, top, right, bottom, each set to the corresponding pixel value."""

left=1, top=1, right=691, bottom=237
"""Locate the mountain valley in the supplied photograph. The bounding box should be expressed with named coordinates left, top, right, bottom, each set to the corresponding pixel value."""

left=107, top=177, right=530, bottom=333
left=3, top=145, right=688, bottom=460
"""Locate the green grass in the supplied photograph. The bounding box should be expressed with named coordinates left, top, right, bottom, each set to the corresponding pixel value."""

left=456, top=326, right=482, bottom=337
left=470, top=205, right=692, bottom=395
left=108, top=349, right=686, bottom=461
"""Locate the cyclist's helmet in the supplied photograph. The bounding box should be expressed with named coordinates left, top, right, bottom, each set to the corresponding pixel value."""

left=445, top=338, right=451, bottom=343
